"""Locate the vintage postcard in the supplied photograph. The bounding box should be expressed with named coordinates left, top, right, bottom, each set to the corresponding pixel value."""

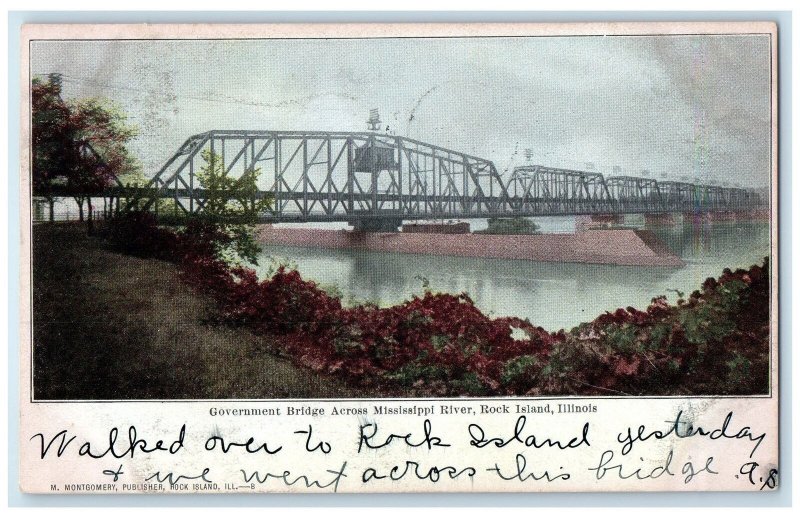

left=19, top=22, right=779, bottom=493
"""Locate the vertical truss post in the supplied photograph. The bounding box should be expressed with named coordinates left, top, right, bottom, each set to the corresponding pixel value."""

left=274, top=136, right=282, bottom=219
left=396, top=139, right=404, bottom=215
left=302, top=137, right=309, bottom=216
left=346, top=137, right=354, bottom=215
left=189, top=159, right=194, bottom=213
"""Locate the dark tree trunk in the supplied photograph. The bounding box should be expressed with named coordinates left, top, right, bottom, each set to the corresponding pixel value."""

left=87, top=198, right=94, bottom=234
left=76, top=198, right=85, bottom=221
left=48, top=199, right=54, bottom=222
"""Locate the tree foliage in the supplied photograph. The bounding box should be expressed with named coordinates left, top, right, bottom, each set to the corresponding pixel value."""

left=31, top=74, right=138, bottom=220
left=31, top=75, right=72, bottom=203
left=192, top=149, right=273, bottom=265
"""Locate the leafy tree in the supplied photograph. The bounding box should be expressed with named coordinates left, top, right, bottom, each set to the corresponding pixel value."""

left=31, top=74, right=138, bottom=223
left=114, top=167, right=182, bottom=217
left=193, top=149, right=273, bottom=265
left=67, top=96, right=138, bottom=222
left=31, top=75, right=71, bottom=221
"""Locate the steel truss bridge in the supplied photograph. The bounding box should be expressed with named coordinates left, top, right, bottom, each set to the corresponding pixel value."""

left=117, top=130, right=762, bottom=226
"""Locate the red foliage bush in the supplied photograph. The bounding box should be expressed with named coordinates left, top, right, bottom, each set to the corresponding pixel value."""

left=185, top=256, right=560, bottom=394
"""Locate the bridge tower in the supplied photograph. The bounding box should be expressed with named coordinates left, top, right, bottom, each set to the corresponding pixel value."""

left=349, top=133, right=403, bottom=232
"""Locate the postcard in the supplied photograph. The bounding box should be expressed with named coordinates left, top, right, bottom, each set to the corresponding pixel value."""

left=18, top=21, right=779, bottom=493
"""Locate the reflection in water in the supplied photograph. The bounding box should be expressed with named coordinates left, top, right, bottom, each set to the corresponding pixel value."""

left=254, top=221, right=770, bottom=332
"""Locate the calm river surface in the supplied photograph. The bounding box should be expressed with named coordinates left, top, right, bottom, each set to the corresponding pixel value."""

left=254, top=217, right=770, bottom=332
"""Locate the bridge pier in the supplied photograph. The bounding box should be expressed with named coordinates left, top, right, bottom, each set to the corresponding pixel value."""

left=644, top=213, right=678, bottom=226
left=592, top=214, right=624, bottom=225
left=706, top=211, right=738, bottom=222
left=683, top=212, right=713, bottom=225
left=735, top=209, right=770, bottom=221
left=576, top=214, right=623, bottom=231
left=350, top=218, right=402, bottom=232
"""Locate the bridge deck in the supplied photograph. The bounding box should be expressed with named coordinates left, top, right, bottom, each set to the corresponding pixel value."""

left=85, top=130, right=763, bottom=223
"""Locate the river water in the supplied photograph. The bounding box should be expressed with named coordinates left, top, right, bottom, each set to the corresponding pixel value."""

left=254, top=217, right=770, bottom=332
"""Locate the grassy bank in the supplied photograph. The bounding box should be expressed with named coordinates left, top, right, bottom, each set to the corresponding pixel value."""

left=32, top=223, right=363, bottom=399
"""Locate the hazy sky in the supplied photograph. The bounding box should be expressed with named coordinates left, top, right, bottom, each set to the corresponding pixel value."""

left=30, top=35, right=772, bottom=188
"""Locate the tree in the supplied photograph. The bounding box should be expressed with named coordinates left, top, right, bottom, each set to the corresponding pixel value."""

left=31, top=75, right=71, bottom=221
left=109, top=162, right=147, bottom=218
left=67, top=97, right=138, bottom=224
left=192, top=149, right=273, bottom=265
left=31, top=74, right=138, bottom=223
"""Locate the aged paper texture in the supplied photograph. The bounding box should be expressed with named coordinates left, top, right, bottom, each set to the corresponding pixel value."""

left=19, top=22, right=779, bottom=493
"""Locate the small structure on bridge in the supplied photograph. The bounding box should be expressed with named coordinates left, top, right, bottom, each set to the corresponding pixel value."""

left=353, top=139, right=398, bottom=173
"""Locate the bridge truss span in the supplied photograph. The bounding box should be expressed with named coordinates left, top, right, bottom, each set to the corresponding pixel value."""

left=138, top=130, right=510, bottom=223
left=605, top=176, right=662, bottom=213
left=506, top=165, right=613, bottom=215
left=130, top=129, right=764, bottom=223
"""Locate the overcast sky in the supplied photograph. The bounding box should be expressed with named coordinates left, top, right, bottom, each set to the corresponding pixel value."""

left=31, top=35, right=771, bottom=188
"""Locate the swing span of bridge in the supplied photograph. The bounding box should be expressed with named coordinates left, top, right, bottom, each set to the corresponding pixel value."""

left=116, top=130, right=763, bottom=224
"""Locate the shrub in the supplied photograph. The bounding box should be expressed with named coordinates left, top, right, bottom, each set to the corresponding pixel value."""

left=534, top=258, right=770, bottom=396
left=103, top=211, right=177, bottom=260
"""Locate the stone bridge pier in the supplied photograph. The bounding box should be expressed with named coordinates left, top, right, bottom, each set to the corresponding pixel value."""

left=350, top=218, right=403, bottom=232
left=644, top=213, right=678, bottom=226
left=589, top=214, right=624, bottom=225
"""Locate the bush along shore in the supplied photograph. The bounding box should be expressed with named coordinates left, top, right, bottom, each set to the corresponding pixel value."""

left=105, top=212, right=770, bottom=397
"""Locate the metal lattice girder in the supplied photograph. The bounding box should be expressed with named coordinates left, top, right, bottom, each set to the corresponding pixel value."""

left=505, top=165, right=613, bottom=215
left=135, top=130, right=510, bottom=221
left=120, top=130, right=764, bottom=222
left=658, top=181, right=697, bottom=212
left=605, top=176, right=662, bottom=212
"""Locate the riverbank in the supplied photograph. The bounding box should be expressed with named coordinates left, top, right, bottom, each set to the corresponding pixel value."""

left=32, top=221, right=769, bottom=398
left=257, top=226, right=685, bottom=267
left=31, top=223, right=362, bottom=399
